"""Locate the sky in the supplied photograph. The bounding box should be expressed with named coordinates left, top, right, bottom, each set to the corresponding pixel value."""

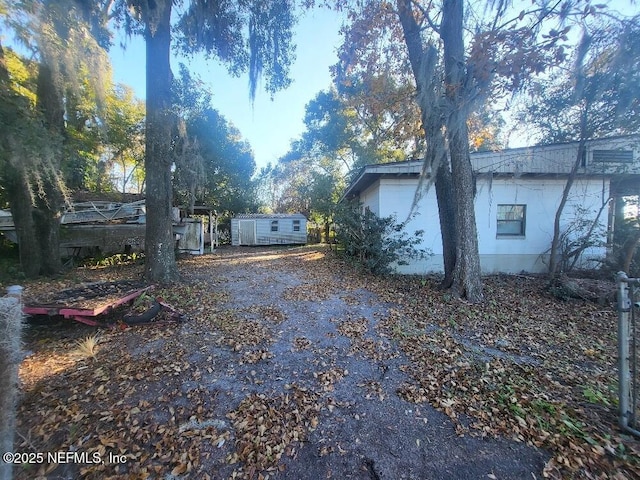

left=109, top=8, right=347, bottom=172
left=107, top=1, right=638, bottom=171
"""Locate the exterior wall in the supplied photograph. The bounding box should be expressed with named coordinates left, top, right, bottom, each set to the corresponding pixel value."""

left=360, top=183, right=380, bottom=215
left=231, top=216, right=307, bottom=246
left=370, top=176, right=609, bottom=274
left=376, top=178, right=445, bottom=272
left=474, top=177, right=608, bottom=273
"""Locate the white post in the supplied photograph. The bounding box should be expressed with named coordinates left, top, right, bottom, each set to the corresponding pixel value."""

left=1, top=285, right=23, bottom=480
left=208, top=211, right=214, bottom=253
left=214, top=213, right=219, bottom=249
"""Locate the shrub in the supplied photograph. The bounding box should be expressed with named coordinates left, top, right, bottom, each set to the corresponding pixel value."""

left=333, top=201, right=428, bottom=275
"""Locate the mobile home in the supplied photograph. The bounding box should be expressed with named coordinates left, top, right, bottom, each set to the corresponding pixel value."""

left=231, top=214, right=307, bottom=246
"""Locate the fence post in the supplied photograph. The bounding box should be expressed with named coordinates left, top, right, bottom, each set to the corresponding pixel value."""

left=617, top=272, right=635, bottom=433
left=0, top=285, right=23, bottom=480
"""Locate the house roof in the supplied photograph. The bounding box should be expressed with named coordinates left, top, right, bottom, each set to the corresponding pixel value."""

left=342, top=134, right=640, bottom=200
left=343, top=160, right=423, bottom=199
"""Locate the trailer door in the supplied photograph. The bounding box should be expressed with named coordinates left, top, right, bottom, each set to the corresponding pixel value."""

left=238, top=220, right=256, bottom=245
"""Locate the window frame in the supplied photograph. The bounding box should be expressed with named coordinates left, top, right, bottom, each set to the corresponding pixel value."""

left=496, top=204, right=526, bottom=237
left=293, top=219, right=301, bottom=232
left=270, top=220, right=279, bottom=232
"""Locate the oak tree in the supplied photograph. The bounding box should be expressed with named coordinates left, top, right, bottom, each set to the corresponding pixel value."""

left=110, top=0, right=297, bottom=282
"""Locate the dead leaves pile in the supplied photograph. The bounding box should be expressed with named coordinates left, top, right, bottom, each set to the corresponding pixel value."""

left=244, top=305, right=286, bottom=324
left=203, top=309, right=271, bottom=351
left=281, top=282, right=334, bottom=302
left=13, top=247, right=640, bottom=479
left=17, top=333, right=230, bottom=479
left=292, top=336, right=311, bottom=351
left=227, top=385, right=321, bottom=479
left=313, top=368, right=348, bottom=392
left=335, top=317, right=368, bottom=338
left=334, top=316, right=398, bottom=362
left=376, top=275, right=640, bottom=479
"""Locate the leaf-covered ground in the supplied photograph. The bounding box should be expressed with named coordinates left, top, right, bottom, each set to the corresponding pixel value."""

left=9, top=245, right=640, bottom=479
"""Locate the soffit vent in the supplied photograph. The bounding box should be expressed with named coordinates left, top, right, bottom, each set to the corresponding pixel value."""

left=592, top=149, right=634, bottom=163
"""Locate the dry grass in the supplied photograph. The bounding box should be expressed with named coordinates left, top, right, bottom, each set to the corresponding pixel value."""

left=72, top=334, right=100, bottom=359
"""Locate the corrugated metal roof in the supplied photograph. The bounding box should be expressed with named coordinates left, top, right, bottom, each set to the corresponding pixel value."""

left=342, top=134, right=640, bottom=200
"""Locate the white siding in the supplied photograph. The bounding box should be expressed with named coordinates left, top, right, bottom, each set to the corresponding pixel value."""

left=360, top=183, right=380, bottom=215
left=377, top=178, right=445, bottom=272
left=371, top=176, right=609, bottom=274
left=231, top=216, right=307, bottom=246
left=475, top=177, right=608, bottom=273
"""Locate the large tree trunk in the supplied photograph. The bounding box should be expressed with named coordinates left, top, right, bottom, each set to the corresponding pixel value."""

left=396, top=0, right=457, bottom=287
left=32, top=176, right=63, bottom=275
left=5, top=167, right=41, bottom=278
left=34, top=63, right=64, bottom=275
left=434, top=159, right=456, bottom=288
left=144, top=0, right=178, bottom=283
left=442, top=0, right=483, bottom=301
left=0, top=43, right=42, bottom=277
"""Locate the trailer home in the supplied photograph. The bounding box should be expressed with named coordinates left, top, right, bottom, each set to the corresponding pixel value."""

left=231, top=214, right=307, bottom=246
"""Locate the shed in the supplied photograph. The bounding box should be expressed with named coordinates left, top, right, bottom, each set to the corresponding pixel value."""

left=231, top=214, right=307, bottom=246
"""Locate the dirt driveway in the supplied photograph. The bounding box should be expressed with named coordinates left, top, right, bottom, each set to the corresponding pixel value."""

left=16, top=246, right=553, bottom=479
left=189, top=246, right=548, bottom=479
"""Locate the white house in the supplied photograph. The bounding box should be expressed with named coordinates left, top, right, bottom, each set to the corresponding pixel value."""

left=342, top=135, right=640, bottom=274
left=231, top=213, right=307, bottom=246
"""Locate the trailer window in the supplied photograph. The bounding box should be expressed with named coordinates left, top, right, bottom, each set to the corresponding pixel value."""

left=293, top=220, right=301, bottom=232
left=271, top=220, right=279, bottom=232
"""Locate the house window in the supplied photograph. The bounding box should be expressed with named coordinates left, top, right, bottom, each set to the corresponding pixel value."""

left=271, top=220, right=278, bottom=232
left=497, top=204, right=526, bottom=236
left=293, top=220, right=301, bottom=232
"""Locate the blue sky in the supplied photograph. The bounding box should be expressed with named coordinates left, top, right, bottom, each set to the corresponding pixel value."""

left=109, top=8, right=346, bottom=172
left=108, top=1, right=638, bottom=170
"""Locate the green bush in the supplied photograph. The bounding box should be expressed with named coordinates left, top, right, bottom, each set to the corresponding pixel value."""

left=0, top=239, right=23, bottom=283
left=334, top=201, right=428, bottom=275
